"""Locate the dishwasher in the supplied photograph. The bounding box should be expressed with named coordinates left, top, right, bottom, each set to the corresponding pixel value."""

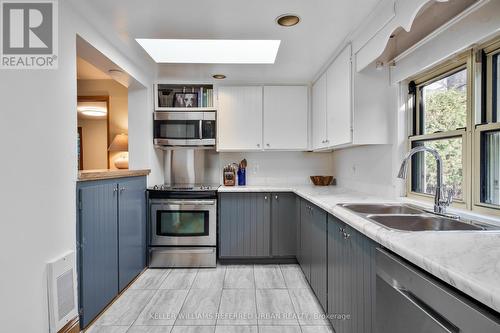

left=376, top=249, right=500, bottom=333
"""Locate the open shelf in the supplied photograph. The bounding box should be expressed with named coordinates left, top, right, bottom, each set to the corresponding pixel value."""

left=155, top=83, right=215, bottom=110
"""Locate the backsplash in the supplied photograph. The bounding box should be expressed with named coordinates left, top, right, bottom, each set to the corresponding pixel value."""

left=219, top=151, right=334, bottom=185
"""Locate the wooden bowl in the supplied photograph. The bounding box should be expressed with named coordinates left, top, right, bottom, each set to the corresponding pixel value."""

left=310, top=176, right=334, bottom=186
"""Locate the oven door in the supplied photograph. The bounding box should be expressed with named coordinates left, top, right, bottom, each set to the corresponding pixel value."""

left=150, top=199, right=216, bottom=246
left=154, top=111, right=215, bottom=146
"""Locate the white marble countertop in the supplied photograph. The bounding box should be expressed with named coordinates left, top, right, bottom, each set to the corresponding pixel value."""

left=219, top=184, right=500, bottom=314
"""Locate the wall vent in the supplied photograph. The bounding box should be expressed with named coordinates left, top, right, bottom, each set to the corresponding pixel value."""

left=47, top=251, right=78, bottom=333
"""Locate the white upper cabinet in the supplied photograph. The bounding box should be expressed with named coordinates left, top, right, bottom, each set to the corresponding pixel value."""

left=312, top=73, right=328, bottom=150
left=311, top=43, right=391, bottom=151
left=263, top=86, right=308, bottom=150
left=217, top=86, right=263, bottom=151
left=326, top=44, right=352, bottom=147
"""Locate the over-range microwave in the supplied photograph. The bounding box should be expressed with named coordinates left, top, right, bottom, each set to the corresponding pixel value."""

left=153, top=111, right=216, bottom=148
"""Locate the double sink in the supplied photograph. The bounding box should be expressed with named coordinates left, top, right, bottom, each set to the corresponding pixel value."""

left=341, top=203, right=498, bottom=231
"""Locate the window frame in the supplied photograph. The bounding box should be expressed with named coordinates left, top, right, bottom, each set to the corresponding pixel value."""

left=472, top=37, right=500, bottom=216
left=407, top=51, right=472, bottom=209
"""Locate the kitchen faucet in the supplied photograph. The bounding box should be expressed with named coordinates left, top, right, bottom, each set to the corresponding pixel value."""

left=397, top=146, right=454, bottom=214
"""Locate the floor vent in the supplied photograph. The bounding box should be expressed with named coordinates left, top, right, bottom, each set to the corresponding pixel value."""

left=47, top=251, right=78, bottom=333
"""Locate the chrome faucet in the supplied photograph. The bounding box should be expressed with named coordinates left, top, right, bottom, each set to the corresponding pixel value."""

left=397, top=146, right=454, bottom=214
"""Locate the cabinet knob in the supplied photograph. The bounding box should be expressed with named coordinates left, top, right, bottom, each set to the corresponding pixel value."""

left=266, top=143, right=270, bottom=147
left=257, top=143, right=261, bottom=147
left=325, top=139, right=330, bottom=143
left=339, top=226, right=344, bottom=233
left=113, top=188, right=118, bottom=193
left=264, top=195, right=268, bottom=200
left=275, top=195, right=278, bottom=200
left=343, top=232, right=351, bottom=240
left=120, top=187, right=126, bottom=192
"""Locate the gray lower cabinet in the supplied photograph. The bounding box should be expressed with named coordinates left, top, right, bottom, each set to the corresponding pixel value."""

left=77, top=176, right=146, bottom=328
left=310, top=204, right=328, bottom=311
left=219, top=192, right=271, bottom=258
left=117, top=177, right=147, bottom=291
left=328, top=214, right=377, bottom=333
left=299, top=199, right=311, bottom=281
left=271, top=192, right=297, bottom=257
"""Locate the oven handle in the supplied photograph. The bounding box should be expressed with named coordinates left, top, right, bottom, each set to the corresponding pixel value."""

left=164, top=200, right=216, bottom=206
left=154, top=248, right=215, bottom=254
left=199, top=119, right=203, bottom=139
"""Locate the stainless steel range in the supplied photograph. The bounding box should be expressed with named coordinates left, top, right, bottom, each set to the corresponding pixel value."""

left=147, top=184, right=219, bottom=268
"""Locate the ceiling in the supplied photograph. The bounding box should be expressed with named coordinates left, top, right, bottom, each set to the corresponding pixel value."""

left=77, top=57, right=111, bottom=80
left=83, top=0, right=381, bottom=83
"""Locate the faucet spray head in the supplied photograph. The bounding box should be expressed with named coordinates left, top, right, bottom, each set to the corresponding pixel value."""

left=397, top=161, right=408, bottom=179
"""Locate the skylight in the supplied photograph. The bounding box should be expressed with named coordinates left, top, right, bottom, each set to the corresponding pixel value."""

left=135, top=39, right=281, bottom=64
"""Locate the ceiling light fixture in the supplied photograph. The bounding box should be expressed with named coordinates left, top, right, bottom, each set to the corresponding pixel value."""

left=212, top=74, right=226, bottom=79
left=136, top=39, right=281, bottom=64
left=276, top=14, right=300, bottom=27
left=78, top=106, right=107, bottom=117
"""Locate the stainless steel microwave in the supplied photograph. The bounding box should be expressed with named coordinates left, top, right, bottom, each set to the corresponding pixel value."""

left=153, top=111, right=216, bottom=147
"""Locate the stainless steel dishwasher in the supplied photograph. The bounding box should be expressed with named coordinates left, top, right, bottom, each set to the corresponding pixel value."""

left=376, top=249, right=500, bottom=333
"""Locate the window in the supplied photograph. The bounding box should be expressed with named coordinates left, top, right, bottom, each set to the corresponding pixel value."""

left=411, top=136, right=464, bottom=200
left=419, top=68, right=467, bottom=134
left=410, top=57, right=469, bottom=203
left=480, top=129, right=500, bottom=206
left=408, top=37, right=500, bottom=214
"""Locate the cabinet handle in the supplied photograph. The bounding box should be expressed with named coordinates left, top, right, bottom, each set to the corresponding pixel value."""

left=339, top=226, right=344, bottom=233
left=120, top=187, right=126, bottom=192
left=343, top=232, right=351, bottom=240
left=113, top=188, right=118, bottom=193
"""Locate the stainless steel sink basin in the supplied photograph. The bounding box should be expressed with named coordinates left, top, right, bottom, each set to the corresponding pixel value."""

left=367, top=214, right=485, bottom=231
left=341, top=204, right=423, bottom=215
left=340, top=203, right=499, bottom=232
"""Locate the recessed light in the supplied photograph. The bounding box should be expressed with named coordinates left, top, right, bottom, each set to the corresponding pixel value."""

left=212, top=74, right=226, bottom=79
left=135, top=39, right=281, bottom=64
left=276, top=14, right=300, bottom=27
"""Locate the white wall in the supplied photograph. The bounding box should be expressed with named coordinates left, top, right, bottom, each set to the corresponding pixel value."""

left=219, top=152, right=334, bottom=185
left=331, top=145, right=396, bottom=197
left=0, top=1, right=155, bottom=332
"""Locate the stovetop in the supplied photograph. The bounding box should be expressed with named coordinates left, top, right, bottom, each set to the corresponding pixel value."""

left=149, top=184, right=220, bottom=192
left=147, top=184, right=220, bottom=199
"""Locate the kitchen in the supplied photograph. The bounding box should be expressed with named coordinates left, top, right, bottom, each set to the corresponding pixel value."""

left=1, top=1, right=500, bottom=333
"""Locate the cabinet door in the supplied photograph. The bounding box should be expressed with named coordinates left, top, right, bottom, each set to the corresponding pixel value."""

left=219, top=193, right=271, bottom=257
left=118, top=177, right=146, bottom=291
left=78, top=181, right=118, bottom=327
left=299, top=200, right=311, bottom=282
left=349, top=224, right=377, bottom=333
left=326, top=44, right=352, bottom=147
left=310, top=206, right=327, bottom=311
left=312, top=73, right=328, bottom=149
left=217, top=86, right=263, bottom=151
left=328, top=214, right=377, bottom=333
left=328, top=215, right=351, bottom=333
left=271, top=192, right=297, bottom=257
left=263, top=86, right=308, bottom=150
left=295, top=196, right=302, bottom=263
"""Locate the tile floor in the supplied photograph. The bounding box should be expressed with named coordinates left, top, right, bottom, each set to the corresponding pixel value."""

left=86, top=264, right=333, bottom=333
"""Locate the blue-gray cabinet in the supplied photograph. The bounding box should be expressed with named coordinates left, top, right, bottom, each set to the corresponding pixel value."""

left=310, top=204, right=327, bottom=311
left=298, top=199, right=327, bottom=310
left=78, top=180, right=118, bottom=328
left=328, top=214, right=377, bottom=333
left=77, top=176, right=146, bottom=328
left=117, top=177, right=147, bottom=291
left=271, top=192, right=297, bottom=257
left=219, top=192, right=271, bottom=258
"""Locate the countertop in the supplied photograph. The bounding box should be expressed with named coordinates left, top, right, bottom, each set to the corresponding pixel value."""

left=219, top=184, right=500, bottom=314
left=78, top=169, right=151, bottom=181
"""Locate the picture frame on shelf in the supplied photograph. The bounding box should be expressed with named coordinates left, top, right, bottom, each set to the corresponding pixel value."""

left=174, top=92, right=198, bottom=108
